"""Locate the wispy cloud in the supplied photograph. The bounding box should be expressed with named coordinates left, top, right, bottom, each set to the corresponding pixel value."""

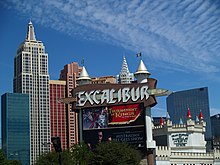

left=2, top=0, right=220, bottom=73
left=210, top=107, right=220, bottom=116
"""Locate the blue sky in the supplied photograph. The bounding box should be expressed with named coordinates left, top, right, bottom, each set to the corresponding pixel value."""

left=0, top=0, right=220, bottom=118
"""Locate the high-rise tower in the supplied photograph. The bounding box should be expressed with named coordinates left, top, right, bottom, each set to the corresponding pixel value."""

left=1, top=93, right=30, bottom=165
left=50, top=80, right=67, bottom=150
left=13, top=21, right=50, bottom=164
left=59, top=62, right=82, bottom=147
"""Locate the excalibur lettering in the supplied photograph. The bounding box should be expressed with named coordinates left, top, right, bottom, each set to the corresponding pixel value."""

left=76, top=85, right=149, bottom=107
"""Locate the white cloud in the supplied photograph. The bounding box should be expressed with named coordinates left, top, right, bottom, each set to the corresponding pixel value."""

left=210, top=107, right=220, bottom=116
left=2, top=0, right=220, bottom=73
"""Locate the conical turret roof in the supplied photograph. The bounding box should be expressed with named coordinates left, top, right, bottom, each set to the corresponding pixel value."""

left=160, top=117, right=164, bottom=126
left=135, top=60, right=150, bottom=75
left=187, top=108, right=192, bottom=119
left=166, top=112, right=170, bottom=120
left=199, top=110, right=204, bottom=120
left=179, top=118, right=183, bottom=125
left=78, top=66, right=91, bottom=80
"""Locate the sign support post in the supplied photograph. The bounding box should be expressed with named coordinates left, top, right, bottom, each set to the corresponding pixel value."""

left=145, top=106, right=156, bottom=165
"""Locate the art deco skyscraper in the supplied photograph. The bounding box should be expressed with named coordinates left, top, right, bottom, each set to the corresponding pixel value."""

left=13, top=21, right=50, bottom=164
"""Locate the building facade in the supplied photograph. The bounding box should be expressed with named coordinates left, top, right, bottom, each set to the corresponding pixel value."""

left=13, top=21, right=50, bottom=164
left=91, top=76, right=116, bottom=84
left=50, top=80, right=67, bottom=150
left=166, top=87, right=212, bottom=142
left=1, top=93, right=30, bottom=165
left=59, top=62, right=82, bottom=147
left=211, top=114, right=220, bottom=149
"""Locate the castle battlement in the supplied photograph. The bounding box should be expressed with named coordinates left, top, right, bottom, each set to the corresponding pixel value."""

left=156, top=146, right=220, bottom=164
left=153, top=119, right=206, bottom=134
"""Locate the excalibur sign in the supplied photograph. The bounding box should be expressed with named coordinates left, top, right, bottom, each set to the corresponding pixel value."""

left=58, top=82, right=171, bottom=108
left=58, top=87, right=171, bottom=106
left=76, top=85, right=149, bottom=106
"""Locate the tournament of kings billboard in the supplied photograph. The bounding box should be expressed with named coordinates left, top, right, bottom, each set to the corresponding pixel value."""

left=82, top=104, right=145, bottom=149
left=71, top=79, right=157, bottom=149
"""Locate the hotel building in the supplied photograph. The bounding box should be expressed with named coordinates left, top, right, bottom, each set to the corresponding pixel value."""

left=13, top=21, right=50, bottom=164
left=50, top=80, right=67, bottom=150
left=59, top=62, right=82, bottom=147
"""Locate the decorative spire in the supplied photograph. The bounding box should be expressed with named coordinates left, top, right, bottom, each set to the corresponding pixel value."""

left=187, top=107, right=192, bottom=119
left=77, top=66, right=91, bottom=81
left=179, top=117, right=183, bottom=125
left=151, top=114, right=154, bottom=122
left=195, top=115, right=199, bottom=123
left=199, top=110, right=204, bottom=120
left=118, top=56, right=134, bottom=84
left=166, top=112, right=170, bottom=120
left=26, top=20, right=36, bottom=41
left=135, top=60, right=151, bottom=75
left=120, top=56, right=130, bottom=74
left=160, top=117, right=164, bottom=126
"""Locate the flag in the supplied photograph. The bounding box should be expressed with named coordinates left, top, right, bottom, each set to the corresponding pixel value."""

left=136, top=52, right=141, bottom=57
left=81, top=58, right=84, bottom=65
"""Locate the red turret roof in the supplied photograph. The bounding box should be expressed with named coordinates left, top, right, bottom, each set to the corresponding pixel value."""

left=160, top=117, right=164, bottom=126
left=199, top=110, right=204, bottom=120
left=187, top=107, right=192, bottom=119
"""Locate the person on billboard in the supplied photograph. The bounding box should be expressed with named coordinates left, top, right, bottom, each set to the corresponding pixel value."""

left=98, top=131, right=104, bottom=143
left=83, top=109, right=94, bottom=129
left=97, top=107, right=108, bottom=128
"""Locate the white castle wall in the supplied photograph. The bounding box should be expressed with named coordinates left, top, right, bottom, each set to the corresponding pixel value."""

left=155, top=146, right=220, bottom=165
left=154, top=119, right=220, bottom=164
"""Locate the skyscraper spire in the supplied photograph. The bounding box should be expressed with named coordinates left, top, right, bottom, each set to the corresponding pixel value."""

left=117, top=56, right=134, bottom=84
left=26, top=20, right=36, bottom=41
left=120, top=56, right=130, bottom=75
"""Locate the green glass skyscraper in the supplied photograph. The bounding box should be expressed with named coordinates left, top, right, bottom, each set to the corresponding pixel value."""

left=1, top=93, right=30, bottom=165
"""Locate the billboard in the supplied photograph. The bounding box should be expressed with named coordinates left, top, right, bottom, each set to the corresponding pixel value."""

left=82, top=103, right=146, bottom=149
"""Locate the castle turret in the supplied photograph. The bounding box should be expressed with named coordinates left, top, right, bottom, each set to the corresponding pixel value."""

left=134, top=60, right=150, bottom=83
left=160, top=117, right=164, bottom=126
left=76, top=66, right=91, bottom=85
left=187, top=107, right=192, bottom=120
left=199, top=110, right=204, bottom=121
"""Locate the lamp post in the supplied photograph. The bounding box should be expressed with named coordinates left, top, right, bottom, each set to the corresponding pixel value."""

left=51, top=136, right=62, bottom=165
